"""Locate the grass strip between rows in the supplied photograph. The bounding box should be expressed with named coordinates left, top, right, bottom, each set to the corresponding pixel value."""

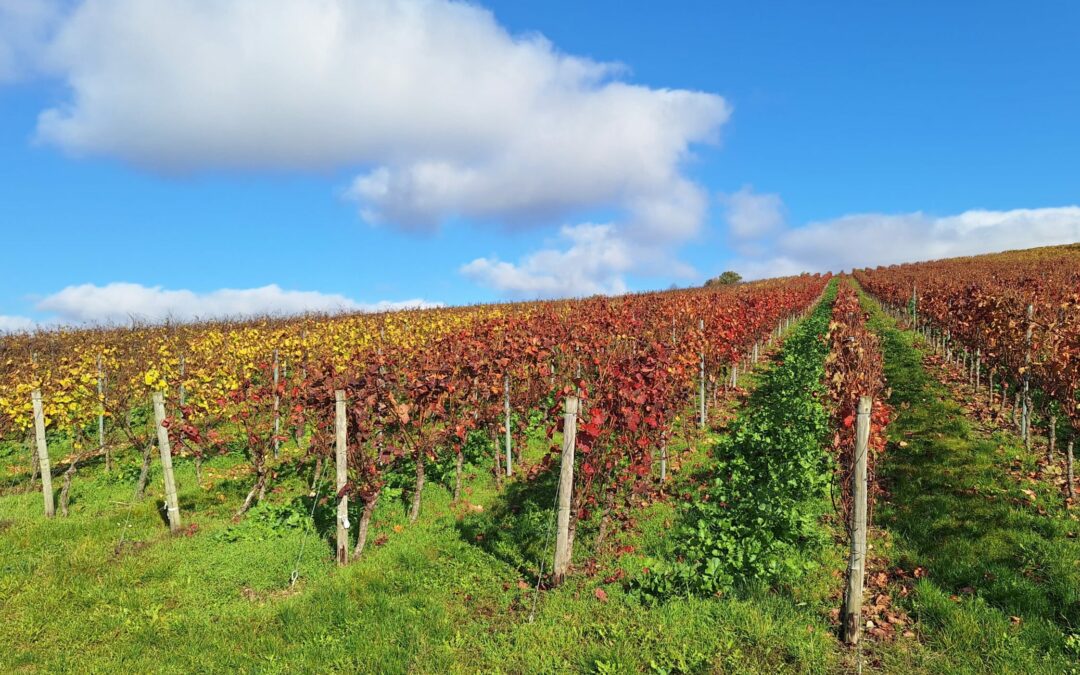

left=636, top=280, right=839, bottom=598
left=858, top=289, right=1080, bottom=673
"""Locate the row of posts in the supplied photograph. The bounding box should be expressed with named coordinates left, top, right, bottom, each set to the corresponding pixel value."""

left=330, top=387, right=580, bottom=582
left=28, top=388, right=180, bottom=533
left=909, top=301, right=1074, bottom=500
left=905, top=291, right=1073, bottom=497
left=31, top=305, right=812, bottom=585
left=909, top=288, right=1038, bottom=444
left=697, top=311, right=803, bottom=431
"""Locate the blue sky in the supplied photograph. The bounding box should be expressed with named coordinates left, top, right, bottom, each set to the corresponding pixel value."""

left=1, top=0, right=1078, bottom=328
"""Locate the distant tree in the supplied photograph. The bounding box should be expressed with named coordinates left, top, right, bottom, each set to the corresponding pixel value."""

left=705, top=271, right=742, bottom=287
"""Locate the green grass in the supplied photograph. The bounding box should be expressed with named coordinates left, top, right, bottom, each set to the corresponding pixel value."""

left=859, top=290, right=1080, bottom=674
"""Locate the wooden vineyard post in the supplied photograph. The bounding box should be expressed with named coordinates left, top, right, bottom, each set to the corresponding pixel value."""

left=1022, top=304, right=1034, bottom=451
left=272, top=349, right=281, bottom=458
left=335, top=390, right=348, bottom=565
left=152, top=392, right=182, bottom=533
left=298, top=330, right=309, bottom=448
left=660, top=435, right=668, bottom=483
left=911, top=284, right=917, bottom=328
left=842, top=396, right=872, bottom=645
left=97, top=354, right=108, bottom=472
left=698, top=319, right=706, bottom=429
left=1067, top=439, right=1075, bottom=501
left=31, top=390, right=54, bottom=518
left=1047, top=415, right=1057, bottom=465
left=974, top=349, right=981, bottom=394
left=553, top=396, right=579, bottom=586
left=504, top=374, right=513, bottom=477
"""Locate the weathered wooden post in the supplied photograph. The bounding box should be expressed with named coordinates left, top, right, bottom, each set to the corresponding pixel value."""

left=31, top=389, right=54, bottom=518
left=1067, top=438, right=1075, bottom=501
left=842, top=396, right=872, bottom=645
left=552, top=396, right=579, bottom=585
left=97, top=354, right=108, bottom=472
left=152, top=391, right=181, bottom=533
left=335, top=390, right=348, bottom=565
left=698, top=319, right=706, bottom=429
left=974, top=349, right=981, bottom=393
left=660, top=436, right=668, bottom=483
left=1022, top=304, right=1034, bottom=451
left=272, top=349, right=281, bottom=458
left=504, top=373, right=513, bottom=477
left=911, top=284, right=917, bottom=327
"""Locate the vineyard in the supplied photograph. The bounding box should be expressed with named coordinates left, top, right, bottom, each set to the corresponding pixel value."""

left=1, top=246, right=1078, bottom=672
left=855, top=244, right=1080, bottom=483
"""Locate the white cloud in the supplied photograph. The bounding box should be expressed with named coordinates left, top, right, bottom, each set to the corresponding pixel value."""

left=0, top=0, right=61, bottom=83
left=462, top=223, right=633, bottom=298
left=31, top=0, right=728, bottom=230
left=16, top=0, right=729, bottom=297
left=720, top=185, right=785, bottom=240
left=734, top=206, right=1080, bottom=279
left=33, top=283, right=440, bottom=324
left=0, top=314, right=36, bottom=333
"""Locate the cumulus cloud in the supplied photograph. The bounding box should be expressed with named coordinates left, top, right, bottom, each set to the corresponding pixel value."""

left=17, top=0, right=729, bottom=296
left=32, top=0, right=728, bottom=227
left=32, top=283, right=440, bottom=325
left=461, top=224, right=632, bottom=298
left=734, top=205, right=1080, bottom=279
left=0, top=314, right=36, bottom=333
left=462, top=222, right=699, bottom=298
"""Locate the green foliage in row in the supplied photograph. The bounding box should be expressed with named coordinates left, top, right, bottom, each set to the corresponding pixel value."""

left=637, top=282, right=837, bottom=597
left=215, top=500, right=315, bottom=543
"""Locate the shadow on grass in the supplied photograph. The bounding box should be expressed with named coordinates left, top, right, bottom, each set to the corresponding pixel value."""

left=868, top=301, right=1080, bottom=636
left=456, top=466, right=560, bottom=583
